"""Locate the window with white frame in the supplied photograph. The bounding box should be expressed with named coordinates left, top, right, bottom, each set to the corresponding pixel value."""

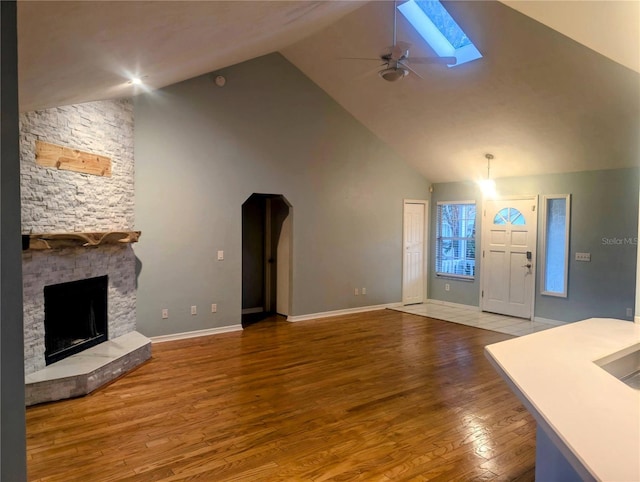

left=436, top=201, right=476, bottom=279
left=540, top=194, right=571, bottom=297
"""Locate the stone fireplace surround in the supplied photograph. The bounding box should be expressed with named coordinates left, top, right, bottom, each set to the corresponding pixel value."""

left=23, top=246, right=137, bottom=375
left=21, top=99, right=150, bottom=405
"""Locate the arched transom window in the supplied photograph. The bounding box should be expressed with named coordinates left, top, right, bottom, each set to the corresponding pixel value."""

left=493, top=207, right=525, bottom=225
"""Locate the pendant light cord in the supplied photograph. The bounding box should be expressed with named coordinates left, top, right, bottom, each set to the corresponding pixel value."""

left=485, top=153, right=494, bottom=180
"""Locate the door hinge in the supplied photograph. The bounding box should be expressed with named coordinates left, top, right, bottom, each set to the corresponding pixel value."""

left=532, top=205, right=536, bottom=211
left=481, top=290, right=484, bottom=298
left=482, top=250, right=485, bottom=258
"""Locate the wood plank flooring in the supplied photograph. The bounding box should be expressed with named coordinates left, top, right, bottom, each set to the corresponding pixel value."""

left=27, top=310, right=536, bottom=481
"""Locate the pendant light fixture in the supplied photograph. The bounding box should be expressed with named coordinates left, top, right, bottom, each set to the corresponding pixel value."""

left=478, top=153, right=497, bottom=198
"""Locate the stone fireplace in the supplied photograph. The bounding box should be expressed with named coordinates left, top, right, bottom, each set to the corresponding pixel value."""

left=20, top=99, right=150, bottom=405
left=22, top=245, right=138, bottom=375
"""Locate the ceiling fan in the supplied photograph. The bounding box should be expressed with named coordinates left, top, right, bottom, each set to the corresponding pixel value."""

left=347, top=1, right=456, bottom=81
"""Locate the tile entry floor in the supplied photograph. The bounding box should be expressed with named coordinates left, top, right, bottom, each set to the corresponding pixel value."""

left=392, top=302, right=559, bottom=336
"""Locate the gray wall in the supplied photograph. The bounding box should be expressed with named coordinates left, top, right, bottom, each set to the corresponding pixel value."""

left=430, top=168, right=639, bottom=322
left=637, top=188, right=640, bottom=321
left=134, top=53, right=430, bottom=337
left=1, top=1, right=27, bottom=479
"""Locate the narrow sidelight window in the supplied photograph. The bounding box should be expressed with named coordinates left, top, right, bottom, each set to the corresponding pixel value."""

left=540, top=194, right=571, bottom=297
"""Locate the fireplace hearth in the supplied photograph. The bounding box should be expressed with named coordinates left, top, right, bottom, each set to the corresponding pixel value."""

left=44, top=275, right=108, bottom=365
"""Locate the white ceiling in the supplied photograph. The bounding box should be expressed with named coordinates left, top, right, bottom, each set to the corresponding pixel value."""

left=17, top=1, right=366, bottom=111
left=17, top=1, right=640, bottom=183
left=503, top=0, right=639, bottom=74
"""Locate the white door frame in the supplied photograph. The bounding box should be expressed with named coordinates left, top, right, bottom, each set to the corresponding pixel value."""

left=480, top=195, right=538, bottom=320
left=402, top=199, right=429, bottom=305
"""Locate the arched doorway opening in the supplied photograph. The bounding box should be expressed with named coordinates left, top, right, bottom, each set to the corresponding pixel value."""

left=241, top=194, right=292, bottom=327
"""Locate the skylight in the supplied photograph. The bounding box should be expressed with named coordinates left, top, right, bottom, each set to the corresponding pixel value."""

left=398, top=0, right=482, bottom=68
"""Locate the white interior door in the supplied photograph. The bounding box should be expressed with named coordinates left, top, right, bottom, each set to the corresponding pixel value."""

left=403, top=201, right=427, bottom=305
left=481, top=198, right=537, bottom=318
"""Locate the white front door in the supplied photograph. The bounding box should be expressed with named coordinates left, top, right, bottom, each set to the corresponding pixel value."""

left=403, top=201, right=427, bottom=305
left=481, top=197, right=537, bottom=318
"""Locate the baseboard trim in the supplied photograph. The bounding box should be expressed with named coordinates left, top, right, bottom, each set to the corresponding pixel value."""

left=532, top=316, right=567, bottom=326
left=287, top=302, right=402, bottom=323
left=426, top=299, right=481, bottom=312
left=151, top=325, right=243, bottom=343
left=634, top=315, right=640, bottom=324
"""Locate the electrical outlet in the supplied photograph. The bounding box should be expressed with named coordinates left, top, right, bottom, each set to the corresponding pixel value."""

left=211, top=303, right=217, bottom=313
left=627, top=308, right=633, bottom=317
left=217, top=250, right=224, bottom=261
left=191, top=305, right=197, bottom=315
left=445, top=283, right=450, bottom=292
left=362, top=287, right=366, bottom=295
left=162, top=309, right=168, bottom=319
left=354, top=288, right=359, bottom=296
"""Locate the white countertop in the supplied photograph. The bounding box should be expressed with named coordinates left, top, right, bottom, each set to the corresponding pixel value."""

left=485, top=318, right=640, bottom=481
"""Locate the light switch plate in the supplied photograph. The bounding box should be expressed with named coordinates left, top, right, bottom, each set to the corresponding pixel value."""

left=217, top=250, right=224, bottom=261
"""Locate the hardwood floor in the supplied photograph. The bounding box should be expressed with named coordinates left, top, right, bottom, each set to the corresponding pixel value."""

left=27, top=310, right=536, bottom=481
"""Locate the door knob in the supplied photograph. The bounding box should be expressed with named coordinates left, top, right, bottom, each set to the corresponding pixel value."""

left=522, top=263, right=532, bottom=268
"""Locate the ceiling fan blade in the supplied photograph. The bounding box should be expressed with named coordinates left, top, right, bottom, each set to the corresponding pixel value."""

left=400, top=62, right=425, bottom=80
left=395, top=41, right=411, bottom=52
left=340, top=57, right=386, bottom=62
left=408, top=56, right=457, bottom=65
left=387, top=42, right=411, bottom=61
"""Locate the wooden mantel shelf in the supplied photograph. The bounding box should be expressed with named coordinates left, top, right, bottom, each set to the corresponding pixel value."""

left=22, top=231, right=141, bottom=251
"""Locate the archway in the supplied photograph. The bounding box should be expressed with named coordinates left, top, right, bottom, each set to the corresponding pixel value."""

left=241, top=193, right=292, bottom=327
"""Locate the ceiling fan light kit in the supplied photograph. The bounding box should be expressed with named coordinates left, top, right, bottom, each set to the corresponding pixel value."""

left=379, top=66, right=409, bottom=81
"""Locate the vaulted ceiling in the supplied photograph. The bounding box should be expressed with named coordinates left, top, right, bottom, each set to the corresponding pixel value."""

left=17, top=1, right=640, bottom=183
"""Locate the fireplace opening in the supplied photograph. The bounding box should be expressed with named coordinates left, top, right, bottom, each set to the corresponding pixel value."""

left=44, top=275, right=108, bottom=365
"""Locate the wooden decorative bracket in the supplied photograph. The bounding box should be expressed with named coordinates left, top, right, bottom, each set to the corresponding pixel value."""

left=22, top=231, right=141, bottom=251
left=35, top=140, right=112, bottom=177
